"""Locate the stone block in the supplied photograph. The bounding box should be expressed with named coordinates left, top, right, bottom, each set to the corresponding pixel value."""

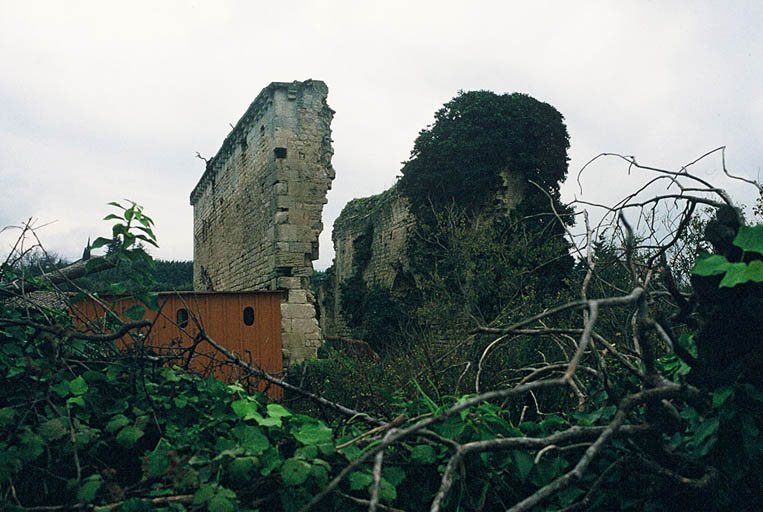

left=275, top=211, right=289, bottom=225
left=288, top=289, right=308, bottom=303
left=291, top=317, right=319, bottom=334
left=281, top=303, right=316, bottom=320
left=276, top=276, right=301, bottom=289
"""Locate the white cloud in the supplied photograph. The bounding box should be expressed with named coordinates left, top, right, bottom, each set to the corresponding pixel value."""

left=1, top=0, right=761, bottom=270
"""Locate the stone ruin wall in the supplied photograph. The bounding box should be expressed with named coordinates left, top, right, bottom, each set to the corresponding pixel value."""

left=190, top=80, right=334, bottom=363
left=322, top=171, right=527, bottom=337
left=322, top=186, right=415, bottom=336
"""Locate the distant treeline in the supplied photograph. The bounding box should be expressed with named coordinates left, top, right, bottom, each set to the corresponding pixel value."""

left=74, top=259, right=194, bottom=292
left=18, top=251, right=193, bottom=292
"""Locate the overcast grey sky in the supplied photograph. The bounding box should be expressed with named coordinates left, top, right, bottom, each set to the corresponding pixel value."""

left=1, top=1, right=761, bottom=269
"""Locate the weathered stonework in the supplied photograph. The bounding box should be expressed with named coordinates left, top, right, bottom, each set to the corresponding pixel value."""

left=324, top=186, right=413, bottom=335
left=323, top=170, right=526, bottom=336
left=190, top=80, right=334, bottom=363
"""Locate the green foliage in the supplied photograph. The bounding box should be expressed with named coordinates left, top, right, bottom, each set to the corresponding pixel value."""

left=693, top=224, right=763, bottom=287
left=398, top=90, right=570, bottom=224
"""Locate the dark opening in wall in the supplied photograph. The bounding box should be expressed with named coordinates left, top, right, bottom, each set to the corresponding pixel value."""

left=176, top=308, right=189, bottom=328
left=274, top=147, right=287, bottom=159
left=276, top=266, right=293, bottom=277
left=243, top=306, right=255, bottom=326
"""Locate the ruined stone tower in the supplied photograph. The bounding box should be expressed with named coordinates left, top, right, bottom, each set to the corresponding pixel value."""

left=190, top=80, right=334, bottom=363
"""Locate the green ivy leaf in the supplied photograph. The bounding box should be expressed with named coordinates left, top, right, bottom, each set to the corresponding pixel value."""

left=208, top=495, right=236, bottom=512
left=378, top=478, right=397, bottom=503
left=267, top=403, right=292, bottom=419
left=69, top=376, right=89, bottom=396
left=231, top=399, right=259, bottom=420
left=293, top=422, right=332, bottom=445
left=693, top=417, right=720, bottom=446
left=281, top=458, right=311, bottom=486
left=0, top=408, right=16, bottom=428
left=383, top=466, right=406, bottom=487
left=19, top=431, right=44, bottom=461
left=339, top=443, right=361, bottom=461
left=105, top=414, right=130, bottom=434
left=437, top=415, right=466, bottom=439
left=51, top=379, right=71, bottom=398
left=718, top=262, right=758, bottom=287
left=37, top=418, right=68, bottom=442
left=410, top=444, right=436, bottom=464
left=67, top=396, right=86, bottom=408
left=228, top=457, right=257, bottom=483
left=713, top=387, right=734, bottom=408
left=116, top=425, right=144, bottom=448
left=294, top=445, right=318, bottom=460
left=733, top=224, right=763, bottom=254
left=512, top=450, right=534, bottom=483
left=232, top=424, right=270, bottom=455
left=193, top=485, right=216, bottom=505
left=124, top=305, right=146, bottom=321
left=76, top=476, right=102, bottom=503
left=310, top=463, right=329, bottom=487
left=692, top=254, right=730, bottom=276
left=349, top=471, right=373, bottom=491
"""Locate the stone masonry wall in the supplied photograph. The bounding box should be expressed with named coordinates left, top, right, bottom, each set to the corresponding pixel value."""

left=190, top=80, right=334, bottom=363
left=324, top=185, right=414, bottom=336
left=324, top=170, right=526, bottom=337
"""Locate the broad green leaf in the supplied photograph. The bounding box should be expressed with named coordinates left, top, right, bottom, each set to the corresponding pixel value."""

left=51, top=380, right=70, bottom=398
left=124, top=305, right=145, bottom=321
left=90, top=237, right=113, bottom=250
left=713, top=387, right=734, bottom=408
left=339, top=443, right=361, bottom=461
left=67, top=396, right=86, bottom=407
left=208, top=495, right=235, bottom=512
left=281, top=458, right=311, bottom=486
left=692, top=254, right=730, bottom=276
left=232, top=424, right=270, bottom=455
left=38, top=418, right=68, bottom=442
left=0, top=408, right=16, bottom=427
left=383, top=466, right=406, bottom=486
left=109, top=283, right=127, bottom=296
left=718, top=261, right=763, bottom=288
left=677, top=333, right=698, bottom=359
left=293, top=422, right=332, bottom=445
left=76, top=476, right=102, bottom=503
left=19, top=431, right=44, bottom=461
left=193, top=485, right=216, bottom=505
left=733, top=224, right=763, bottom=254
left=410, top=444, right=436, bottom=464
left=105, top=414, right=130, bottom=434
left=137, top=292, right=159, bottom=311
left=253, top=413, right=281, bottom=428
left=349, top=471, right=373, bottom=490
left=258, top=448, right=282, bottom=476
left=317, top=441, right=335, bottom=455
left=294, top=445, right=318, bottom=460
left=437, top=415, right=465, bottom=439
left=693, top=417, right=719, bottom=446
left=512, top=450, right=534, bottom=483
left=82, top=370, right=106, bottom=383
left=231, top=399, right=259, bottom=420
left=69, top=376, right=89, bottom=396
left=310, top=463, right=329, bottom=487
left=378, top=478, right=396, bottom=503
left=161, top=367, right=181, bottom=382
left=228, top=457, right=257, bottom=483
left=116, top=425, right=144, bottom=448
left=265, top=403, right=292, bottom=426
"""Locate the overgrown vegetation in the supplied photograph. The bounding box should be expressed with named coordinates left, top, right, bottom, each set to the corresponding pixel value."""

left=332, top=91, right=574, bottom=353
left=2, top=146, right=763, bottom=509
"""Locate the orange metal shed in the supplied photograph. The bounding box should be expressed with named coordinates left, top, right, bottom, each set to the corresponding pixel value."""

left=72, top=291, right=284, bottom=398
